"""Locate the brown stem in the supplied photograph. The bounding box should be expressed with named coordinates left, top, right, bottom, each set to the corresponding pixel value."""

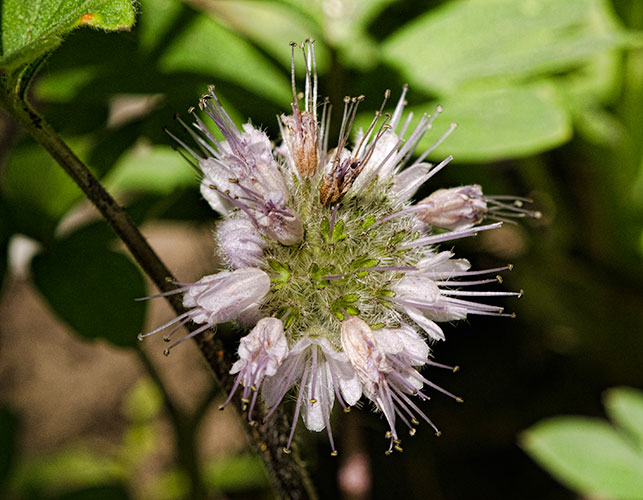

left=3, top=93, right=317, bottom=500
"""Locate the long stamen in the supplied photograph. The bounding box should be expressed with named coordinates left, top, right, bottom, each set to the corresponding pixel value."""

left=163, top=322, right=214, bottom=356
left=410, top=123, right=457, bottom=168
left=400, top=222, right=502, bottom=249
left=370, top=205, right=426, bottom=228
left=138, top=311, right=191, bottom=340
left=284, top=367, right=309, bottom=453
left=309, top=347, right=318, bottom=403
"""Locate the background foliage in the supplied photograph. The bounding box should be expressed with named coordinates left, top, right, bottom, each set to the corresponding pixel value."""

left=1, top=0, right=642, bottom=499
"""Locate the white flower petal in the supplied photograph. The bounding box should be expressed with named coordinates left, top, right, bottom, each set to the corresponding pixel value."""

left=402, top=306, right=445, bottom=341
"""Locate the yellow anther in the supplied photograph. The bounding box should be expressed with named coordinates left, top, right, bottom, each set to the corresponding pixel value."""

left=409, top=428, right=416, bottom=436
left=162, top=349, right=170, bottom=357
left=411, top=418, right=419, bottom=426
left=343, top=408, right=351, bottom=413
left=394, top=444, right=403, bottom=452
left=456, top=397, right=464, bottom=403
left=453, top=366, right=460, bottom=373
left=435, top=431, right=442, bottom=437
left=283, top=447, right=292, bottom=455
left=384, top=431, right=392, bottom=439
left=330, top=450, right=338, bottom=457
left=309, top=398, right=317, bottom=404
left=137, top=333, right=143, bottom=341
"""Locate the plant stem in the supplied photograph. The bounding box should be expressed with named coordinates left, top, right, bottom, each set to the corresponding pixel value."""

left=3, top=94, right=317, bottom=500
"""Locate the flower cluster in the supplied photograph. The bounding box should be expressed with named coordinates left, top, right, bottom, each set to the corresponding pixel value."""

left=141, top=40, right=538, bottom=455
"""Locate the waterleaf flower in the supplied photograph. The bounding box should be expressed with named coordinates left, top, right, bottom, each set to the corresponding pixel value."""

left=140, top=39, right=538, bottom=454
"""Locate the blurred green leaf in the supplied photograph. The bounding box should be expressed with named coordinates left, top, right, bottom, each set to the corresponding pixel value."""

left=10, top=448, right=124, bottom=497
left=280, top=0, right=396, bottom=69
left=54, top=484, right=131, bottom=500
left=144, top=468, right=189, bottom=500
left=382, top=0, right=627, bottom=95
left=604, top=386, right=643, bottom=447
left=138, top=0, right=185, bottom=53
left=0, top=407, right=19, bottom=491
left=189, top=0, right=327, bottom=72
left=4, top=139, right=84, bottom=223
left=31, top=223, right=146, bottom=348
left=412, top=83, right=572, bottom=162
left=0, top=0, right=135, bottom=70
left=35, top=65, right=102, bottom=102
left=122, top=378, right=163, bottom=422
left=159, top=14, right=291, bottom=103
left=521, top=416, right=643, bottom=499
left=204, top=453, right=269, bottom=492
left=105, top=143, right=195, bottom=195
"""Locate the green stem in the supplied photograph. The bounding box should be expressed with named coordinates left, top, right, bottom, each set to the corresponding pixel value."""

left=1, top=87, right=317, bottom=500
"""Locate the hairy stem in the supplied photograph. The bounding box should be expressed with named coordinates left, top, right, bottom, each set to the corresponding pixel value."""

left=3, top=93, right=317, bottom=500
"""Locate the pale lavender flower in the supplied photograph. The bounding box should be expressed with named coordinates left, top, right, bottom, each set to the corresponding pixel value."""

left=262, top=336, right=362, bottom=456
left=341, top=317, right=461, bottom=454
left=418, top=184, right=542, bottom=230
left=138, top=267, right=270, bottom=354
left=219, top=317, right=289, bottom=422
left=217, top=218, right=266, bottom=269
left=139, top=39, right=538, bottom=454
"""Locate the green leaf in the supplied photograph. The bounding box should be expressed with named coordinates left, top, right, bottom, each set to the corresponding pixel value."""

left=0, top=0, right=136, bottom=70
left=604, top=387, right=643, bottom=448
left=204, top=453, right=269, bottom=492
left=521, top=416, right=643, bottom=499
left=10, top=448, right=125, bottom=497
left=159, top=14, right=291, bottom=104
left=104, top=143, right=195, bottom=195
left=194, top=0, right=327, bottom=72
left=31, top=223, right=147, bottom=348
left=4, top=138, right=84, bottom=222
left=382, top=0, right=627, bottom=94
left=122, top=378, right=163, bottom=423
left=410, top=83, right=572, bottom=162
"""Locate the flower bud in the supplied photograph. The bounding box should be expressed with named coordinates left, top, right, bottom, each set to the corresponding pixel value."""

left=231, top=317, right=289, bottom=379
left=281, top=113, right=319, bottom=178
left=217, top=218, right=266, bottom=269
left=183, top=268, right=270, bottom=324
left=417, top=185, right=487, bottom=230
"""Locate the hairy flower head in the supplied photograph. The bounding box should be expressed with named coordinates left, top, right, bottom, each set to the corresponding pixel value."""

left=141, top=39, right=537, bottom=454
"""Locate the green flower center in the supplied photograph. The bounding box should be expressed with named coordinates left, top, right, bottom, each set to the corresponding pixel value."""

left=260, top=177, right=422, bottom=346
